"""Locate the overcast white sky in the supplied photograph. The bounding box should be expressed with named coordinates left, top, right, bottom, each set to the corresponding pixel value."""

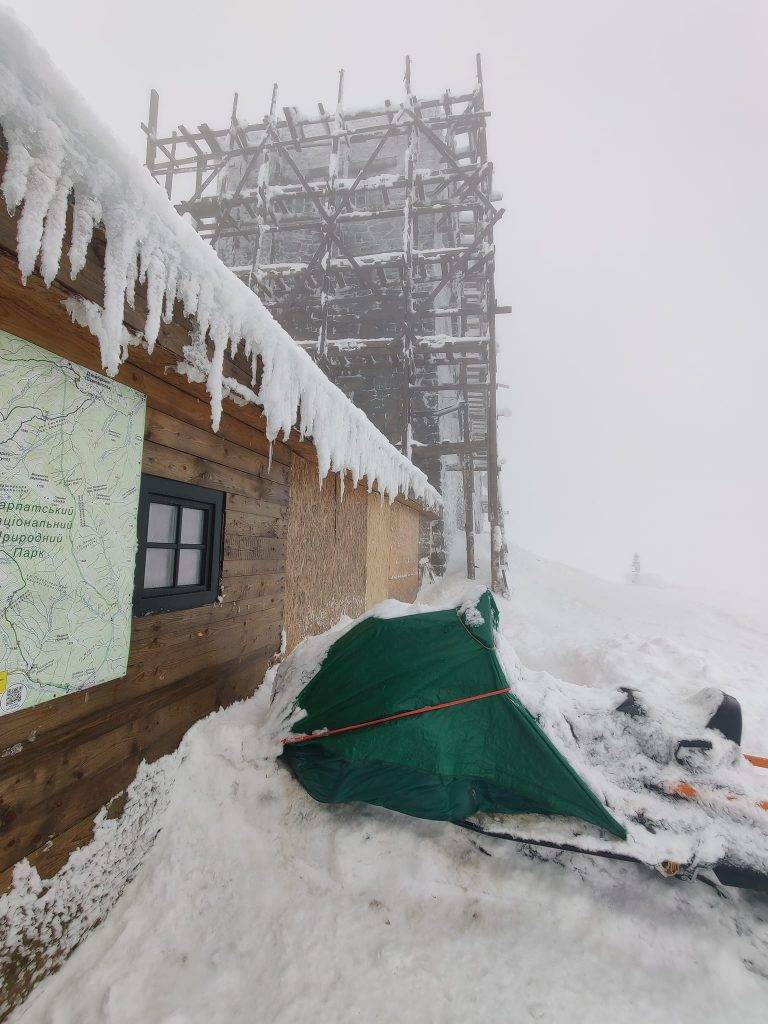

left=7, top=0, right=767, bottom=596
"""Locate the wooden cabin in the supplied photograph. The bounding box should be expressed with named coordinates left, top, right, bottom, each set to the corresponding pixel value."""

left=0, top=24, right=439, bottom=1015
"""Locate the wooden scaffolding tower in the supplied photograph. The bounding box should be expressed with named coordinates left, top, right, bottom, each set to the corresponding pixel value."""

left=143, top=56, right=509, bottom=593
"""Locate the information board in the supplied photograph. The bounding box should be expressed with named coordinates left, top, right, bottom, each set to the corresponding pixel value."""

left=0, top=330, right=145, bottom=715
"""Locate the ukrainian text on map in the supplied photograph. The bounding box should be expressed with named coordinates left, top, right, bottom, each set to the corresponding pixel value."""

left=0, top=330, right=145, bottom=715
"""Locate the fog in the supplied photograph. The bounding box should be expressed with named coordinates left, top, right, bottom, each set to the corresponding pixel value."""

left=8, top=0, right=767, bottom=596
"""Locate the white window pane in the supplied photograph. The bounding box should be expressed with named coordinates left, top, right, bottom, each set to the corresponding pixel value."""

left=181, top=507, right=205, bottom=544
left=147, top=503, right=177, bottom=543
left=144, top=547, right=174, bottom=589
left=178, top=548, right=202, bottom=586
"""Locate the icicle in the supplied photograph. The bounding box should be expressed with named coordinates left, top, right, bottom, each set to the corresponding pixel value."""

left=138, top=241, right=149, bottom=285
left=206, top=319, right=228, bottom=432
left=68, top=193, right=101, bottom=279
left=15, top=160, right=60, bottom=282
left=143, top=252, right=166, bottom=353
left=178, top=274, right=200, bottom=319
left=0, top=139, right=32, bottom=213
left=162, top=262, right=178, bottom=323
left=100, top=209, right=137, bottom=376
left=63, top=296, right=137, bottom=362
left=123, top=239, right=139, bottom=309
left=39, top=175, right=71, bottom=285
left=196, top=280, right=215, bottom=342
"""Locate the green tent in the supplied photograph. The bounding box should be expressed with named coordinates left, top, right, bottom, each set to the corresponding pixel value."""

left=282, top=591, right=626, bottom=839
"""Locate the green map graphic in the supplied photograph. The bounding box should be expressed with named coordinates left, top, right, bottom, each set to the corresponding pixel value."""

left=0, top=330, right=146, bottom=716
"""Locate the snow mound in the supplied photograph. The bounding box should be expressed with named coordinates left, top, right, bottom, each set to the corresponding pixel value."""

left=0, top=11, right=439, bottom=509
left=490, top=638, right=768, bottom=873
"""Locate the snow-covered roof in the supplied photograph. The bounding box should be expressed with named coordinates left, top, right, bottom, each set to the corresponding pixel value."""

left=0, top=11, right=440, bottom=510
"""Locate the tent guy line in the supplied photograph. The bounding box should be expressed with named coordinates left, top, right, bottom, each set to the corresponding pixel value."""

left=284, top=686, right=511, bottom=745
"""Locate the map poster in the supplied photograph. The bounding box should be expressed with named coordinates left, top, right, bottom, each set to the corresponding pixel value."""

left=0, top=330, right=146, bottom=716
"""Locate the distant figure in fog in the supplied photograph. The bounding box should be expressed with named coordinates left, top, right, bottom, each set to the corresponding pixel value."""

left=631, top=553, right=641, bottom=583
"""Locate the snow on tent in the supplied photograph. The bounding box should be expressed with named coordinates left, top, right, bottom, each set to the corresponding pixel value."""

left=278, top=587, right=768, bottom=892
left=280, top=590, right=626, bottom=839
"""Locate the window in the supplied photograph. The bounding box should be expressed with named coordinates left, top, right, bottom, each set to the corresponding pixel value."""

left=133, top=475, right=224, bottom=615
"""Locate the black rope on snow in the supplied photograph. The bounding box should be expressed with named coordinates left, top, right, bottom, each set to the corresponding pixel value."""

left=454, top=819, right=646, bottom=869
left=455, top=819, right=768, bottom=895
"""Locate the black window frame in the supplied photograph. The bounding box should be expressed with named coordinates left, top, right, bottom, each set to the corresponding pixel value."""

left=133, top=474, right=224, bottom=616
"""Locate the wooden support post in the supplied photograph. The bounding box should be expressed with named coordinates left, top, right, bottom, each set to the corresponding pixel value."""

left=475, top=55, right=488, bottom=163
left=145, top=89, right=159, bottom=169
left=164, top=131, right=177, bottom=199
left=246, top=86, right=277, bottom=290
left=475, top=52, right=507, bottom=595
left=319, top=69, right=345, bottom=359
left=337, top=68, right=345, bottom=108
left=194, top=157, right=204, bottom=207
left=400, top=54, right=417, bottom=457
left=459, top=363, right=475, bottom=579
left=486, top=273, right=507, bottom=596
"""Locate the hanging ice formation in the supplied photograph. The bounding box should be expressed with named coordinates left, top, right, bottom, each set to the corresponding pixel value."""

left=0, top=11, right=440, bottom=510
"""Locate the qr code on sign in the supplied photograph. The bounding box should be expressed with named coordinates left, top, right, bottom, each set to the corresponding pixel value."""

left=6, top=685, right=23, bottom=708
left=2, top=684, right=26, bottom=713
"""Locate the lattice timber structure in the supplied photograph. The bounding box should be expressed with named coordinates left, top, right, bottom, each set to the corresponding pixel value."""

left=143, top=56, right=509, bottom=592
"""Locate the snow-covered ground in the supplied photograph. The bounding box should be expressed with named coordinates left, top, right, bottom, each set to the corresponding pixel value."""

left=9, top=547, right=768, bottom=1023
left=498, top=547, right=768, bottom=751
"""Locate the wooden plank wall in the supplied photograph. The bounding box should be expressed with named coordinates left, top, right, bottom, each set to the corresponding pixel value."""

left=0, top=253, right=289, bottom=879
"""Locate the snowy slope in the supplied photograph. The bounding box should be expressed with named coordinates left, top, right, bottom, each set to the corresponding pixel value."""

left=7, top=550, right=768, bottom=1024
left=499, top=546, right=768, bottom=750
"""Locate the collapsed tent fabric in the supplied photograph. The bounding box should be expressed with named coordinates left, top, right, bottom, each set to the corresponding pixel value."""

left=282, top=592, right=626, bottom=839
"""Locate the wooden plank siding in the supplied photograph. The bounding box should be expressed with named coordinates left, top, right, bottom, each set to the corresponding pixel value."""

left=0, top=245, right=288, bottom=882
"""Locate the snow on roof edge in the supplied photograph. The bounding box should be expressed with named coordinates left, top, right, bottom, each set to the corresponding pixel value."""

left=0, top=9, right=440, bottom=510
